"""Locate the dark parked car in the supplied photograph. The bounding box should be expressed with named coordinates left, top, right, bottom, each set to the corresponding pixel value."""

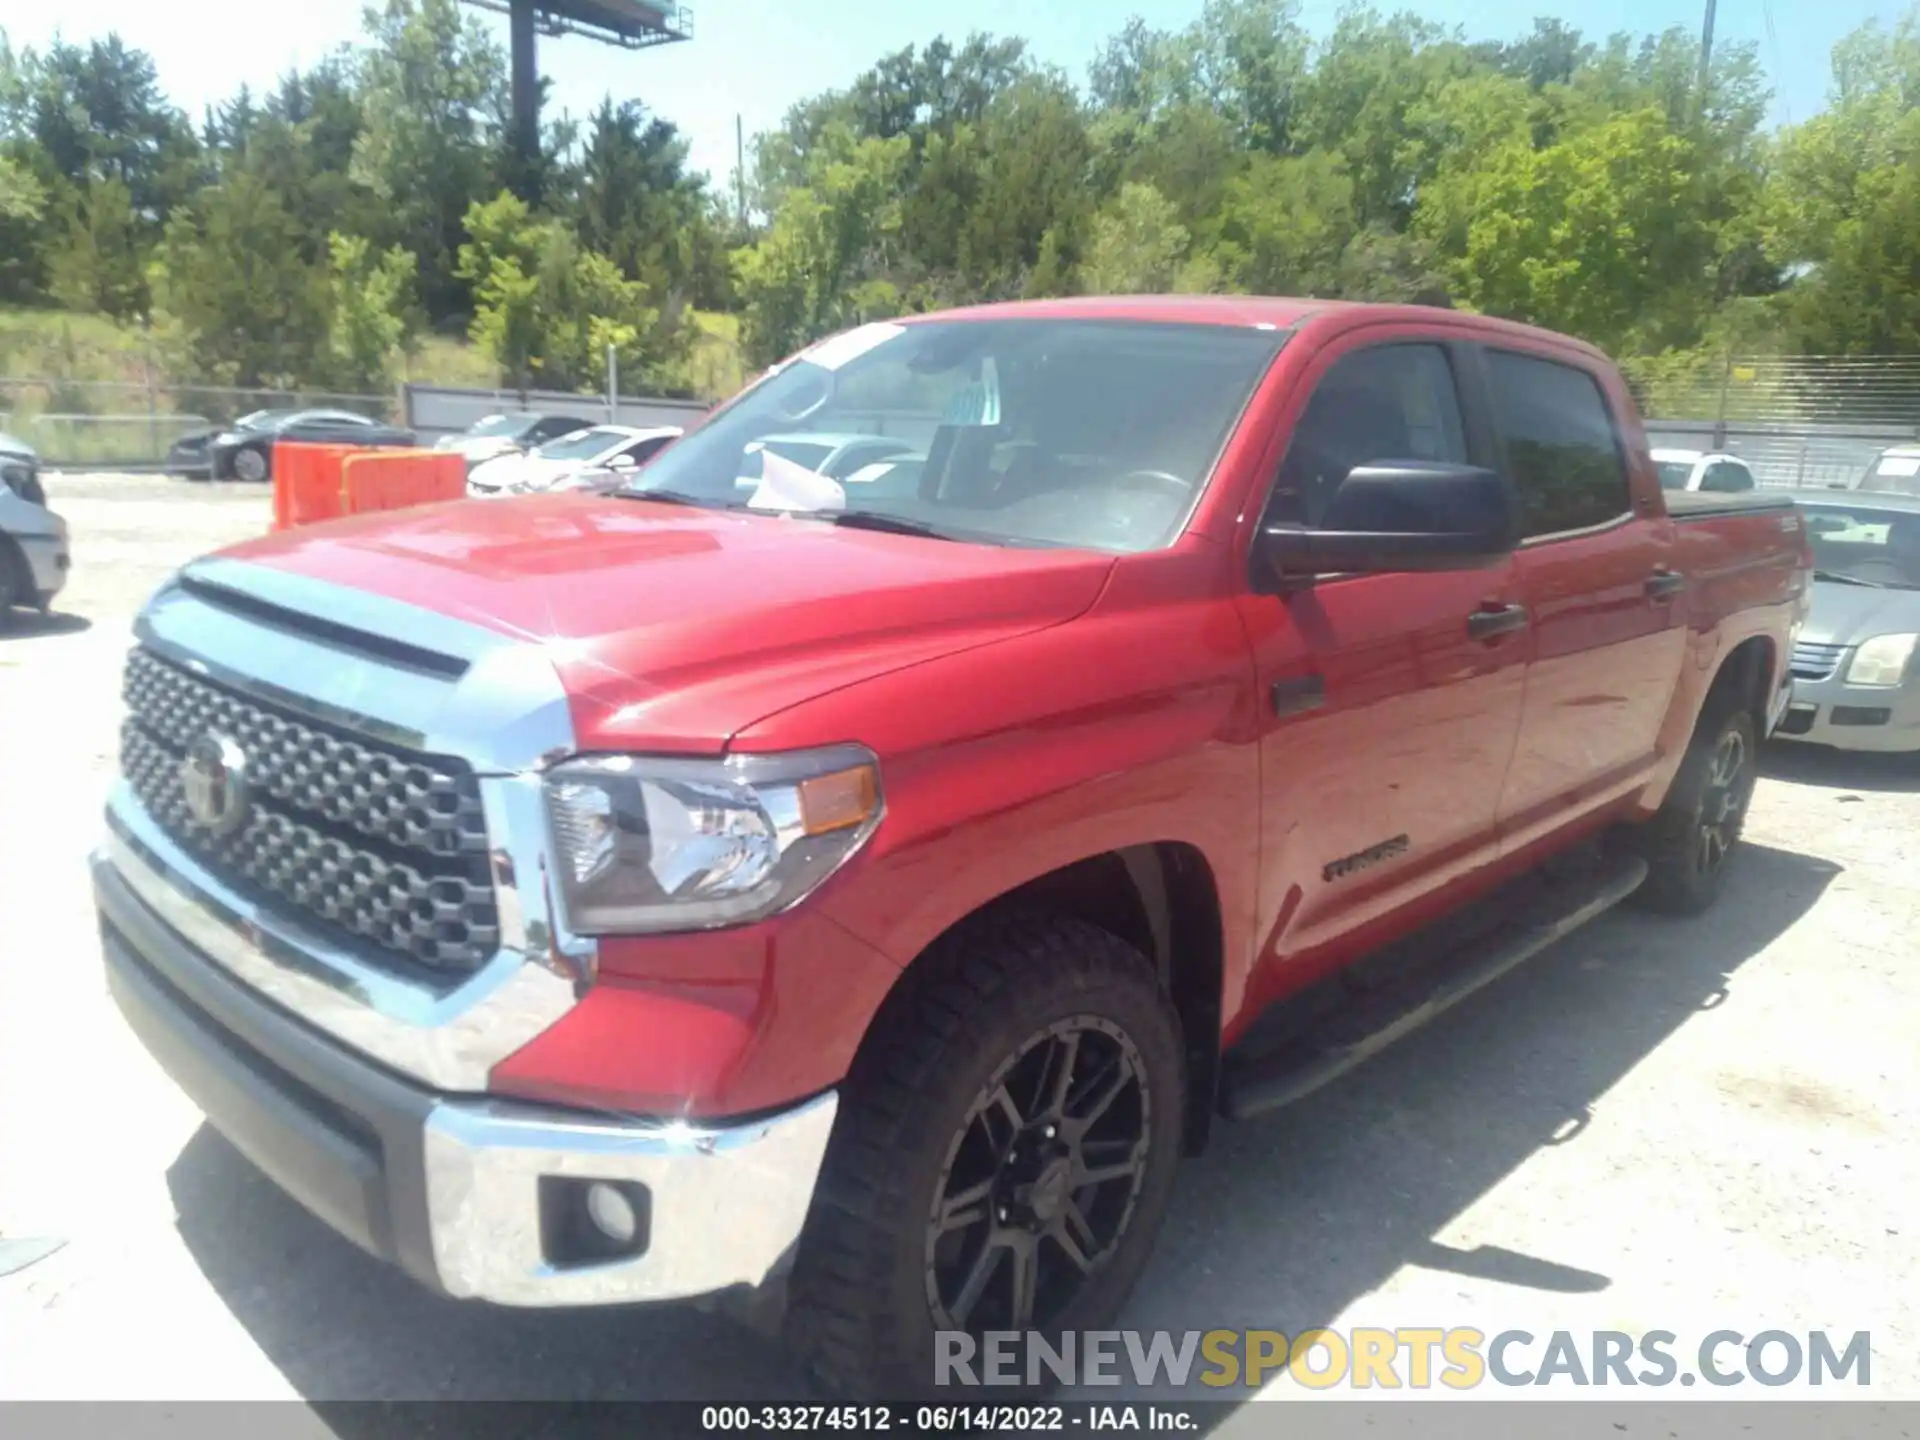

left=168, top=409, right=417, bottom=482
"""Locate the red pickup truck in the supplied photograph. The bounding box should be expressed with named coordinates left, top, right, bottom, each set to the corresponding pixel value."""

left=95, top=297, right=1809, bottom=1397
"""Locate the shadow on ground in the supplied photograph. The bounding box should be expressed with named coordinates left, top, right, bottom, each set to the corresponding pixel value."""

left=0, top=610, right=92, bottom=640
left=167, top=841, right=1837, bottom=1422
left=1762, top=741, right=1920, bottom=794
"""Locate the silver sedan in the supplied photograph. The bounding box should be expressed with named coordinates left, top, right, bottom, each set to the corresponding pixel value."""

left=1777, top=491, right=1920, bottom=751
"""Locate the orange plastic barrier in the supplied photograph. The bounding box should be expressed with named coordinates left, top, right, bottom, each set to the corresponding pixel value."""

left=271, top=444, right=467, bottom=530
left=341, top=450, right=466, bottom=517
left=271, top=442, right=365, bottom=530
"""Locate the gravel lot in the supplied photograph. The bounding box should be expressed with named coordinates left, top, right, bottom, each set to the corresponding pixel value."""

left=2, top=474, right=1916, bottom=1420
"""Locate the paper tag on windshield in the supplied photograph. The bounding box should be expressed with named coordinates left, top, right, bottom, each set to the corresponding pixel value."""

left=749, top=447, right=847, bottom=512
left=802, top=323, right=905, bottom=372
left=1877, top=456, right=1920, bottom=477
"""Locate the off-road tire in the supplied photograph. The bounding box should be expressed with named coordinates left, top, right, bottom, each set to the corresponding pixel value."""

left=787, top=909, right=1187, bottom=1401
left=1627, top=701, right=1757, bottom=916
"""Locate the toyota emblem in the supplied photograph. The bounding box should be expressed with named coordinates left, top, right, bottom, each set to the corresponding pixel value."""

left=179, top=733, right=251, bottom=837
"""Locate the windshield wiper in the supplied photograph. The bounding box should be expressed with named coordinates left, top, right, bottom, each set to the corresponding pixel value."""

left=617, top=488, right=744, bottom=511
left=821, top=510, right=959, bottom=541
left=1813, top=568, right=1890, bottom=588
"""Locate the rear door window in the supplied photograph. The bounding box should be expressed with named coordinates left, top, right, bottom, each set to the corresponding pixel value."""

left=1266, top=344, right=1469, bottom=528
left=1484, top=351, right=1631, bottom=537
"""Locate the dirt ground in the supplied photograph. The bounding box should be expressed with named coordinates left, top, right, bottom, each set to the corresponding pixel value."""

left=1, top=474, right=1915, bottom=1420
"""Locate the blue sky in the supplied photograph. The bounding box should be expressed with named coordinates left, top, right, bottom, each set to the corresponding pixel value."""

left=5, top=0, right=1912, bottom=185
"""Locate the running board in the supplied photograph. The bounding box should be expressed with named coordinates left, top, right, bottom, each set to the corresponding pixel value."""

left=1218, top=851, right=1649, bottom=1120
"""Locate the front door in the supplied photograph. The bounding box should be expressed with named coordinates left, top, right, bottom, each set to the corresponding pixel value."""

left=1236, top=338, right=1530, bottom=991
left=1479, top=347, right=1687, bottom=852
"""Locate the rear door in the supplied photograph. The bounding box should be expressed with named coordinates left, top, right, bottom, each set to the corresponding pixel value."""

left=1238, top=335, right=1530, bottom=963
left=1480, top=347, right=1688, bottom=853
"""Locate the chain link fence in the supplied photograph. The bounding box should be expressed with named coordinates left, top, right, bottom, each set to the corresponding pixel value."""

left=1626, top=354, right=1920, bottom=493
left=10, top=352, right=1920, bottom=486
left=0, top=379, right=397, bottom=469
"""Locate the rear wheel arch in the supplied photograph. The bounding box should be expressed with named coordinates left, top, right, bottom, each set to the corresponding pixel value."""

left=1711, top=634, right=1777, bottom=730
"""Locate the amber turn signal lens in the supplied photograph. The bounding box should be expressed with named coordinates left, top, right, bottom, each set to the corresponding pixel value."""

left=797, top=764, right=880, bottom=836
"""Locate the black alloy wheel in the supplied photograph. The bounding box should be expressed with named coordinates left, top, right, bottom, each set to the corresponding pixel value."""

left=925, top=1016, right=1151, bottom=1334
left=1695, top=723, right=1752, bottom=878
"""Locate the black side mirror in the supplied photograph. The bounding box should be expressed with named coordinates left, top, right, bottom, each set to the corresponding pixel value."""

left=1257, top=462, right=1519, bottom=584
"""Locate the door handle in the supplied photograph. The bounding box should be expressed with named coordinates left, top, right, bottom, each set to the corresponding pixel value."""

left=1646, top=568, right=1685, bottom=602
left=1467, top=603, right=1530, bottom=642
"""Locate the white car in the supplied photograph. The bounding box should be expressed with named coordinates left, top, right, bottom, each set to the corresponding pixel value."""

left=1856, top=445, right=1920, bottom=496
left=434, top=412, right=598, bottom=472
left=1651, top=448, right=1757, bottom=494
left=466, top=425, right=682, bottom=497
left=0, top=431, right=69, bottom=619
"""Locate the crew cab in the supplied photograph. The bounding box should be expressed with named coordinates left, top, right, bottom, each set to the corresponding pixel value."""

left=92, top=297, right=1810, bottom=1398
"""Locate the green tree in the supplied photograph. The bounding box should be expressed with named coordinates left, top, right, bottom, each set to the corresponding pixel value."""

left=1211, top=150, right=1356, bottom=296
left=1187, top=0, right=1310, bottom=153
left=1081, top=182, right=1205, bottom=295
left=955, top=71, right=1092, bottom=296
left=572, top=98, right=715, bottom=313
left=150, top=173, right=325, bottom=385
left=350, top=0, right=507, bottom=322
left=458, top=190, right=676, bottom=390
left=0, top=151, right=50, bottom=302
left=734, top=130, right=911, bottom=366
left=15, top=34, right=198, bottom=220
left=50, top=176, right=150, bottom=318
left=1295, top=9, right=1476, bottom=230
left=320, top=231, right=418, bottom=391
left=1418, top=106, right=1713, bottom=352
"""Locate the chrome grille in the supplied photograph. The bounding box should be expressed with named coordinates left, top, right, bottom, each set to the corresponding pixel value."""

left=120, top=648, right=499, bottom=974
left=1790, top=641, right=1850, bottom=681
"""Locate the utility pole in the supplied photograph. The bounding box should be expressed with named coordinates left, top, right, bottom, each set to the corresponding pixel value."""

left=736, top=114, right=748, bottom=232
left=509, top=0, right=541, bottom=202
left=1698, top=0, right=1719, bottom=114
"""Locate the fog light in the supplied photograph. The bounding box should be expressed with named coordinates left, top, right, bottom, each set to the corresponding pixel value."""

left=539, top=1176, right=651, bottom=1266
left=585, top=1181, right=639, bottom=1244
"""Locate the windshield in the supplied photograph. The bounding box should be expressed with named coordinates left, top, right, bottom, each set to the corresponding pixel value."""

left=233, top=410, right=297, bottom=432
left=622, top=318, right=1287, bottom=552
left=1656, top=460, right=1695, bottom=491
left=536, top=427, right=629, bottom=461
left=1800, top=504, right=1920, bottom=589
left=469, top=414, right=539, bottom=439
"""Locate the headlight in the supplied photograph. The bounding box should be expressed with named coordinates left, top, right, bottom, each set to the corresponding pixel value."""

left=543, top=746, right=883, bottom=934
left=1845, top=633, right=1918, bottom=686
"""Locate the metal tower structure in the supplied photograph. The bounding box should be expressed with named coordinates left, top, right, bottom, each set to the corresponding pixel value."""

left=461, top=0, right=693, bottom=198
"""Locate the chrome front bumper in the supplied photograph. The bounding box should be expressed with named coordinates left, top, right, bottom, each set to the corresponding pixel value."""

left=98, top=558, right=840, bottom=1306
left=94, top=836, right=838, bottom=1308
left=422, top=1092, right=837, bottom=1306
